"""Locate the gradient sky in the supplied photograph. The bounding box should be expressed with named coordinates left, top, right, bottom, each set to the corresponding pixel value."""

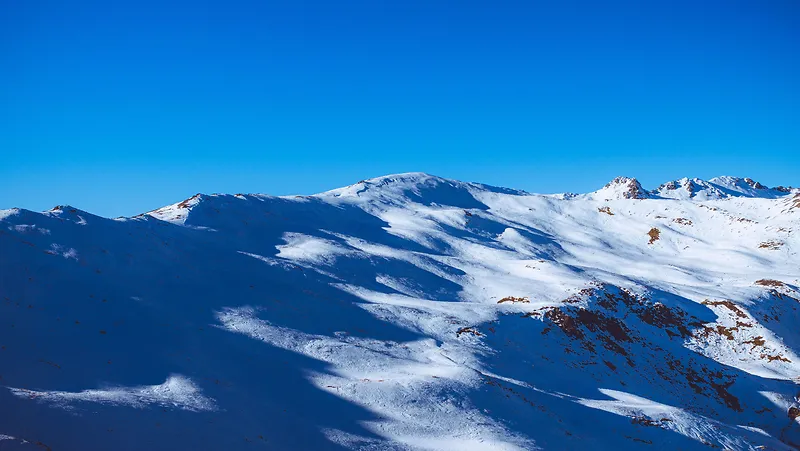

left=2, top=0, right=798, bottom=217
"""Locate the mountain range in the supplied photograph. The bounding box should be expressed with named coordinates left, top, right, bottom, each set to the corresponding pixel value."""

left=1, top=173, right=799, bottom=450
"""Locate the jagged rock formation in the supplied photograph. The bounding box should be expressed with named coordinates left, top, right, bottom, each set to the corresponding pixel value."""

left=591, top=176, right=652, bottom=200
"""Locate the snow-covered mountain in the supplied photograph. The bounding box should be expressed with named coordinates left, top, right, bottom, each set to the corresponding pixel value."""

left=1, top=173, right=799, bottom=450
left=654, top=176, right=795, bottom=200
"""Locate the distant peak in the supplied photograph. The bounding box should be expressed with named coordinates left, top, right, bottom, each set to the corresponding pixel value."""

left=604, top=176, right=640, bottom=187
left=654, top=178, right=725, bottom=200
left=47, top=205, right=92, bottom=216
left=652, top=176, right=794, bottom=200
left=322, top=172, right=529, bottom=200
left=707, top=175, right=765, bottom=188
left=743, top=177, right=767, bottom=190
left=176, top=193, right=207, bottom=209
left=147, top=193, right=208, bottom=224
left=707, top=176, right=790, bottom=199
left=595, top=176, right=650, bottom=200
left=322, top=172, right=458, bottom=197
left=356, top=172, right=446, bottom=187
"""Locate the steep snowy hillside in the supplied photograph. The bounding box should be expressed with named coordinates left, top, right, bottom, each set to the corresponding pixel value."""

left=1, top=173, right=799, bottom=451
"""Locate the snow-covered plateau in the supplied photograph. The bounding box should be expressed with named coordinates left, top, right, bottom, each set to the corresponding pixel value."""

left=1, top=173, right=799, bottom=450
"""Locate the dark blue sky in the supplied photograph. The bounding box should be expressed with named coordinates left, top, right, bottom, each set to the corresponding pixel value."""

left=2, top=0, right=798, bottom=217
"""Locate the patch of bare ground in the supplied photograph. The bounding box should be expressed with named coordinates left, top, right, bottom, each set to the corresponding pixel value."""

left=456, top=326, right=483, bottom=337
left=543, top=305, right=634, bottom=359
left=560, top=287, right=596, bottom=305
left=497, top=296, right=530, bottom=304
left=665, top=359, right=742, bottom=412
left=788, top=193, right=800, bottom=210
left=177, top=194, right=203, bottom=209
left=701, top=300, right=748, bottom=318
left=543, top=308, right=584, bottom=340
left=760, top=354, right=791, bottom=363
left=758, top=240, right=784, bottom=250
left=743, top=336, right=766, bottom=350
left=597, top=206, right=614, bottom=215
left=639, top=303, right=692, bottom=338
left=694, top=325, right=739, bottom=341
left=672, top=218, right=693, bottom=226
left=755, top=279, right=785, bottom=287
left=631, top=417, right=672, bottom=427
left=647, top=228, right=660, bottom=245
left=536, top=286, right=744, bottom=412
left=574, top=309, right=631, bottom=342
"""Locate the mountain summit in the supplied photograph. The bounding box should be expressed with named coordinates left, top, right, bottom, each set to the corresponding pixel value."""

left=1, top=173, right=799, bottom=451
left=590, top=176, right=652, bottom=200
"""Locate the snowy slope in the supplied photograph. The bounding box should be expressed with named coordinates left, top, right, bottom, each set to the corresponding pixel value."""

left=655, top=176, right=796, bottom=200
left=1, top=173, right=799, bottom=450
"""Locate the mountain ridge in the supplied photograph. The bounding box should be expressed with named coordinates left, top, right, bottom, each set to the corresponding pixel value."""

left=4, top=173, right=796, bottom=221
left=1, top=172, right=799, bottom=450
left=140, top=173, right=797, bottom=225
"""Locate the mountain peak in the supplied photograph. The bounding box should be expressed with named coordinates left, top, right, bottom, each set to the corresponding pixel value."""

left=147, top=193, right=207, bottom=224
left=320, top=172, right=451, bottom=198
left=654, top=178, right=726, bottom=200
left=653, top=176, right=795, bottom=200
left=46, top=204, right=95, bottom=217
left=710, top=176, right=767, bottom=190
left=743, top=177, right=767, bottom=190
left=592, top=176, right=650, bottom=200
left=707, top=176, right=789, bottom=199
left=343, top=172, right=448, bottom=190
left=320, top=172, right=495, bottom=209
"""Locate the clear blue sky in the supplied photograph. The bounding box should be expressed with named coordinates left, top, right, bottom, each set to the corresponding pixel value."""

left=2, top=0, right=798, bottom=217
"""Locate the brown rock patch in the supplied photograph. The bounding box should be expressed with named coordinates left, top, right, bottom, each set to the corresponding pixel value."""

left=647, top=228, right=660, bottom=244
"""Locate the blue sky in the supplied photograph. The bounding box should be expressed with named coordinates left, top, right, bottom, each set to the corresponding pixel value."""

left=2, top=0, right=798, bottom=217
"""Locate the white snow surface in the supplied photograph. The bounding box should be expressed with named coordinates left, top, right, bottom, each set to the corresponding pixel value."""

left=8, top=374, right=216, bottom=412
left=1, top=172, right=799, bottom=451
